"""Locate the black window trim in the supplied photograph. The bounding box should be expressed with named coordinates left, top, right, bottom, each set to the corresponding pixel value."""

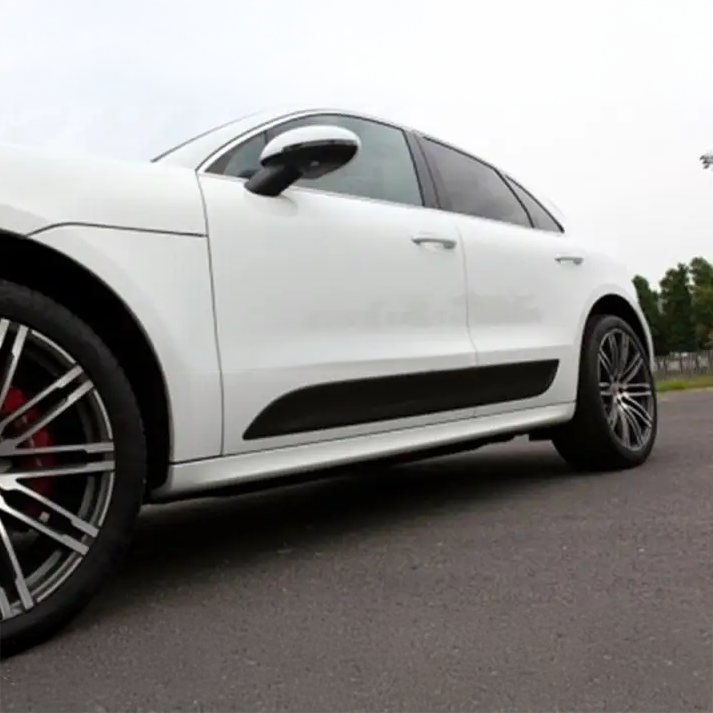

left=413, top=131, right=563, bottom=232
left=404, top=130, right=439, bottom=209
left=502, top=173, right=564, bottom=233
left=205, top=110, right=436, bottom=210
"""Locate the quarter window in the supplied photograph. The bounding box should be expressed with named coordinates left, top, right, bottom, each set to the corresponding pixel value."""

left=206, top=114, right=423, bottom=207
left=205, top=132, right=266, bottom=179
left=422, top=138, right=530, bottom=228
left=503, top=175, right=563, bottom=233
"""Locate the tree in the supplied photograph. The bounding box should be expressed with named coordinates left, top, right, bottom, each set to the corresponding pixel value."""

left=659, top=264, right=697, bottom=352
left=689, top=256, right=713, bottom=348
left=701, top=151, right=713, bottom=169
left=632, top=274, right=668, bottom=355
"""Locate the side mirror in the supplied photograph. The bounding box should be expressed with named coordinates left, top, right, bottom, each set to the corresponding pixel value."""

left=245, top=125, right=360, bottom=197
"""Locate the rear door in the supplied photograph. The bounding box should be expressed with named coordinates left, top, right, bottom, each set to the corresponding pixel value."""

left=417, top=135, right=592, bottom=413
left=200, top=113, right=477, bottom=456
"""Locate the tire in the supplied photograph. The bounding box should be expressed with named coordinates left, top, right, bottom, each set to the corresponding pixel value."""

left=0, top=280, right=146, bottom=657
left=551, top=313, right=658, bottom=472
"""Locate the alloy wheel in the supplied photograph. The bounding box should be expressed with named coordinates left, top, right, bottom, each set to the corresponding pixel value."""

left=597, top=328, right=655, bottom=452
left=0, top=318, right=114, bottom=622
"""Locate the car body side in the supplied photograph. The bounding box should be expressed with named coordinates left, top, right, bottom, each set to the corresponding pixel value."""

left=0, top=110, right=654, bottom=501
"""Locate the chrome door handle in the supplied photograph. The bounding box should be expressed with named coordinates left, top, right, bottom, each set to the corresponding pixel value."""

left=411, top=235, right=457, bottom=250
left=555, top=255, right=584, bottom=265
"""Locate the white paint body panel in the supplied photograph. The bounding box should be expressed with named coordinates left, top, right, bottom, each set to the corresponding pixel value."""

left=0, top=105, right=654, bottom=500
left=27, top=225, right=223, bottom=461
left=455, top=216, right=589, bottom=413
left=200, top=174, right=476, bottom=456
left=0, top=142, right=206, bottom=236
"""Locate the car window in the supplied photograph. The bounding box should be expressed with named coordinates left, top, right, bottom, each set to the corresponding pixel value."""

left=205, top=131, right=267, bottom=179
left=206, top=114, right=423, bottom=207
left=504, top=175, right=563, bottom=233
left=264, top=114, right=423, bottom=206
left=422, top=138, right=530, bottom=228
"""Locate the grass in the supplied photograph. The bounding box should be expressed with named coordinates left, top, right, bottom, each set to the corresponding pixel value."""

left=655, top=374, right=713, bottom=392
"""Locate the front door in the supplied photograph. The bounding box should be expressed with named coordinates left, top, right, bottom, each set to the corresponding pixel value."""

left=200, top=113, right=477, bottom=456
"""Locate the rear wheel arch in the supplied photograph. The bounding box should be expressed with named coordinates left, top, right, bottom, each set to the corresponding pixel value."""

left=551, top=312, right=658, bottom=471
left=587, top=293, right=651, bottom=359
left=0, top=230, right=172, bottom=495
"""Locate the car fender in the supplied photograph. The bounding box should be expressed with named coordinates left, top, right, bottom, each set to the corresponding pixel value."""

left=26, top=224, right=223, bottom=462
left=579, top=280, right=655, bottom=370
left=0, top=142, right=207, bottom=236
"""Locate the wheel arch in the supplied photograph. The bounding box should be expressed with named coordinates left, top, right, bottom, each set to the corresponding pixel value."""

left=0, top=229, right=172, bottom=495
left=587, top=292, right=652, bottom=360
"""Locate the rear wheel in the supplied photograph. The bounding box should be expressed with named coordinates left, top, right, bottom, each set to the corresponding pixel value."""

left=0, top=281, right=146, bottom=657
left=552, top=314, right=657, bottom=472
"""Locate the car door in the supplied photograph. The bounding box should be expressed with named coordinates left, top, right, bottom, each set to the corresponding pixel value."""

left=418, top=135, right=592, bottom=413
left=199, top=113, right=477, bottom=456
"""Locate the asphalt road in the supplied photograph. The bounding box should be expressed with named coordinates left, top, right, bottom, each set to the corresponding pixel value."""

left=1, top=390, right=712, bottom=712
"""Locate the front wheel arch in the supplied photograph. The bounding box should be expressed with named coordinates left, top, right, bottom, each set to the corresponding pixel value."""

left=0, top=230, right=171, bottom=495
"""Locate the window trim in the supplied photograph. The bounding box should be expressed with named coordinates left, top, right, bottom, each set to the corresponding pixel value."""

left=197, top=110, right=312, bottom=173
left=204, top=130, right=267, bottom=178
left=200, top=110, right=438, bottom=210
left=502, top=173, right=564, bottom=233
left=416, top=133, right=532, bottom=229
left=404, top=131, right=441, bottom=210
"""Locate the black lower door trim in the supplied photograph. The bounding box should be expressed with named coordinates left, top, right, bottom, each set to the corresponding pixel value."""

left=243, top=359, right=558, bottom=440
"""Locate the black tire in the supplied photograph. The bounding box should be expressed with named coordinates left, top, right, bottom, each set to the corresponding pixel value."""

left=0, top=280, right=146, bottom=658
left=551, top=313, right=658, bottom=472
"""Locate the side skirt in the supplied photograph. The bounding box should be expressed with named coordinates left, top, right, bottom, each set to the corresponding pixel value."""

left=151, top=401, right=575, bottom=502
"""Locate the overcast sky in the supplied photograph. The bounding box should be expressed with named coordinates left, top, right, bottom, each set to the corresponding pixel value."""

left=1, top=0, right=711, bottom=284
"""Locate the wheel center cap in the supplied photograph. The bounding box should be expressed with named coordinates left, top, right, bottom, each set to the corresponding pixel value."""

left=610, top=383, right=626, bottom=400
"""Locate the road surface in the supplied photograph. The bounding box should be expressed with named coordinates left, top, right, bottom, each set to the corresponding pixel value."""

left=2, top=390, right=712, bottom=712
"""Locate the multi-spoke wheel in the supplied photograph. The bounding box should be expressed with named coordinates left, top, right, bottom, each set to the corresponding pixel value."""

left=598, top=328, right=656, bottom=452
left=551, top=314, right=658, bottom=472
left=0, top=281, right=146, bottom=657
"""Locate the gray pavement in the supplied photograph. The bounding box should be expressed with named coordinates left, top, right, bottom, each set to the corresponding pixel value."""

left=1, top=390, right=712, bottom=712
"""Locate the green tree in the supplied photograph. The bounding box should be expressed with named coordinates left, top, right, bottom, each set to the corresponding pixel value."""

left=632, top=274, right=668, bottom=355
left=659, top=263, right=697, bottom=352
left=689, top=256, right=713, bottom=348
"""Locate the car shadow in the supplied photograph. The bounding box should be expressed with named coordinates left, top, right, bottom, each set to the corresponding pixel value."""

left=77, top=440, right=573, bottom=626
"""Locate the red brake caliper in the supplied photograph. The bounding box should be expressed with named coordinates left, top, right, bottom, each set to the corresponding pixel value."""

left=1, top=386, right=55, bottom=518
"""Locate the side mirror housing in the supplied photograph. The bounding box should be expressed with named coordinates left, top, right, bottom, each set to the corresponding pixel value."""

left=245, top=125, right=360, bottom=197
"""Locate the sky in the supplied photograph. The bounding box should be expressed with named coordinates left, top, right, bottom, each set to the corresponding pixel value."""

left=0, top=0, right=712, bottom=285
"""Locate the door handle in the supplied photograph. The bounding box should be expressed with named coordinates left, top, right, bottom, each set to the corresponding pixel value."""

left=411, top=235, right=457, bottom=250
left=555, top=255, right=584, bottom=265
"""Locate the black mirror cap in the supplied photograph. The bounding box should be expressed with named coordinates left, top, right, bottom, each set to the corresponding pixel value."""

left=245, top=164, right=301, bottom=197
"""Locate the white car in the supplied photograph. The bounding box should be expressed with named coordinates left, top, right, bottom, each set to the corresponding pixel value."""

left=0, top=106, right=657, bottom=655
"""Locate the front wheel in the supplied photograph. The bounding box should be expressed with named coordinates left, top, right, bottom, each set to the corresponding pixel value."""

left=0, top=281, right=147, bottom=657
left=552, top=314, right=658, bottom=472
